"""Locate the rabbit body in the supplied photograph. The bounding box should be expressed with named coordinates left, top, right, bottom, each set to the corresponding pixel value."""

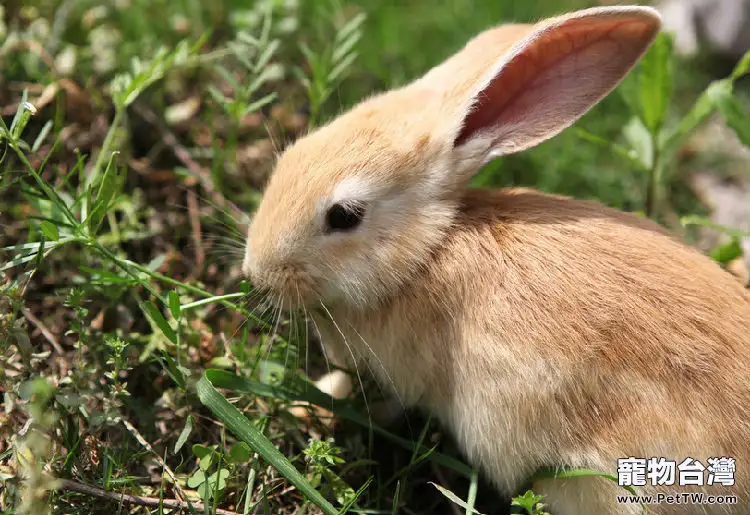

left=310, top=188, right=750, bottom=515
left=243, top=6, right=750, bottom=514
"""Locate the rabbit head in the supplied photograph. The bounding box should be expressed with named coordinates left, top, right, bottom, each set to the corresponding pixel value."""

left=242, top=6, right=662, bottom=309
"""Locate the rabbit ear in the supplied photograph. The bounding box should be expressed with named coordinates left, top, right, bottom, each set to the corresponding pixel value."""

left=424, top=6, right=661, bottom=173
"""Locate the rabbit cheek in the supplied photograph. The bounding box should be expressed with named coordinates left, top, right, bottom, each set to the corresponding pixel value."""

left=316, top=239, right=373, bottom=306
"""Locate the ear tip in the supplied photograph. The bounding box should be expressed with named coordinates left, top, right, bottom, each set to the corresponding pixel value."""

left=576, top=5, right=663, bottom=29
left=567, top=5, right=662, bottom=42
left=628, top=5, right=664, bottom=28
left=615, top=5, right=662, bottom=26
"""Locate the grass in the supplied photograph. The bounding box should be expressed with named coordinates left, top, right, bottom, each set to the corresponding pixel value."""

left=1, top=1, right=750, bottom=515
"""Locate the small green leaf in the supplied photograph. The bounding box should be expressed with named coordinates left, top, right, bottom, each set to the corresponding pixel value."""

left=197, top=480, right=212, bottom=500
left=328, top=52, right=358, bottom=84
left=87, top=153, right=120, bottom=234
left=335, top=12, right=367, bottom=44
left=241, top=92, right=277, bottom=116
left=158, top=352, right=186, bottom=389
left=192, top=444, right=212, bottom=459
left=209, top=356, right=235, bottom=369
left=207, top=468, right=230, bottom=491
left=709, top=239, right=743, bottom=265
left=259, top=360, right=286, bottom=385
left=711, top=90, right=750, bottom=149
left=229, top=442, right=251, bottom=464
left=39, top=221, right=59, bottom=241
left=704, top=79, right=734, bottom=108
left=731, top=48, right=750, bottom=80
left=174, top=415, right=194, bottom=454
left=168, top=290, right=181, bottom=319
left=618, top=72, right=641, bottom=120
left=622, top=116, right=653, bottom=169
left=255, top=39, right=281, bottom=72
left=199, top=452, right=214, bottom=471
left=55, top=392, right=83, bottom=407
left=141, top=300, right=177, bottom=344
left=639, top=33, right=673, bottom=133
left=32, top=120, right=53, bottom=152
left=187, top=469, right=206, bottom=488
left=511, top=490, right=548, bottom=515
left=146, top=253, right=167, bottom=272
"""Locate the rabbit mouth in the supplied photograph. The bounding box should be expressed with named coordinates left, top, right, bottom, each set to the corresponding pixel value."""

left=247, top=266, right=324, bottom=311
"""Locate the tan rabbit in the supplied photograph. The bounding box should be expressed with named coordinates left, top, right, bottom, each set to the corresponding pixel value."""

left=242, top=6, right=750, bottom=515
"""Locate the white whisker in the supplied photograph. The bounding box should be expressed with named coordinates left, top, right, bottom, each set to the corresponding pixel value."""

left=318, top=299, right=372, bottom=425
left=306, top=309, right=335, bottom=416
left=346, top=322, right=407, bottom=413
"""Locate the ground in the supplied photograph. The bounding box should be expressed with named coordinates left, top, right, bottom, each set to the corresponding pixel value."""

left=1, top=1, right=749, bottom=514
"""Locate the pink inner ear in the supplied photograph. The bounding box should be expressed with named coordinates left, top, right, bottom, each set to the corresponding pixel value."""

left=453, top=16, right=657, bottom=150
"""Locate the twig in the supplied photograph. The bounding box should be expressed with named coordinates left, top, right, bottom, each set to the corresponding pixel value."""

left=121, top=418, right=191, bottom=507
left=219, top=333, right=240, bottom=375
left=22, top=308, right=64, bottom=354
left=56, top=479, right=242, bottom=515
left=276, top=484, right=297, bottom=497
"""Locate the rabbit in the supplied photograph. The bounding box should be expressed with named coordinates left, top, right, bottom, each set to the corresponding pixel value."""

left=242, top=5, right=750, bottom=515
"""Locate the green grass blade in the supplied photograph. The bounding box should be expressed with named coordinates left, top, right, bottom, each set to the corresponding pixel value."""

left=713, top=91, right=750, bottom=149
left=391, top=480, right=402, bottom=515
left=87, top=153, right=120, bottom=234
left=430, top=482, right=484, bottom=515
left=1, top=252, right=43, bottom=271
left=337, top=476, right=373, bottom=515
left=466, top=469, right=479, bottom=515
left=662, top=81, right=724, bottom=156
left=529, top=466, right=646, bottom=513
left=180, top=293, right=245, bottom=311
left=39, top=221, right=59, bottom=241
left=168, top=290, right=182, bottom=319
left=32, top=120, right=53, bottom=152
left=575, top=128, right=648, bottom=172
left=680, top=215, right=750, bottom=239
left=204, top=369, right=474, bottom=477
left=196, top=372, right=340, bottom=515
left=141, top=300, right=178, bottom=344
left=174, top=415, right=194, bottom=454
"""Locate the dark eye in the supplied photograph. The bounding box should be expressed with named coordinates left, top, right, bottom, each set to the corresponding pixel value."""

left=325, top=202, right=365, bottom=232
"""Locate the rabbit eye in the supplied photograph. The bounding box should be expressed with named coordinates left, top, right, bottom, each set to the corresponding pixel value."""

left=326, top=202, right=365, bottom=232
